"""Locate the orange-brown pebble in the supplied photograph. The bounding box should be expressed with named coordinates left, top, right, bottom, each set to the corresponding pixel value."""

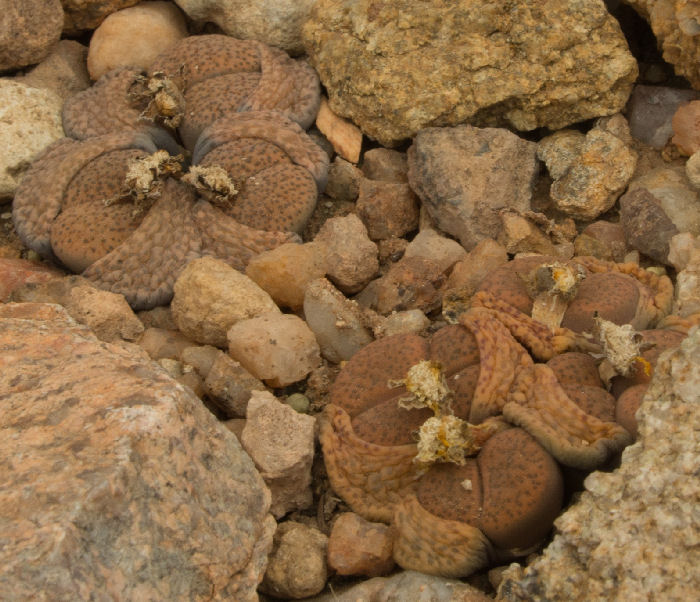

left=477, top=428, right=563, bottom=550
left=615, top=383, right=648, bottom=439
left=327, top=512, right=395, bottom=577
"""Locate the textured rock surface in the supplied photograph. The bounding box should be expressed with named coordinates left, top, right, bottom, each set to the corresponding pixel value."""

left=0, top=81, right=64, bottom=199
left=408, top=125, right=538, bottom=250
left=327, top=512, right=395, bottom=577
left=0, top=302, right=274, bottom=601
left=171, top=256, right=280, bottom=348
left=174, top=0, right=317, bottom=56
left=227, top=312, right=321, bottom=387
left=626, top=0, right=700, bottom=88
left=498, top=326, right=700, bottom=601
left=260, top=521, right=329, bottom=599
left=538, top=116, right=637, bottom=220
left=87, top=1, right=188, bottom=80
left=0, top=0, right=63, bottom=71
left=61, top=0, right=142, bottom=31
left=303, top=0, right=637, bottom=146
left=241, top=391, right=316, bottom=518
left=0, top=258, right=64, bottom=302
left=307, top=570, right=493, bottom=602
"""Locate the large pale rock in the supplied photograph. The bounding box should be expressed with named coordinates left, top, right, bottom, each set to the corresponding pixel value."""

left=171, top=256, right=280, bottom=348
left=0, top=0, right=63, bottom=71
left=674, top=247, right=700, bottom=317
left=241, top=391, right=316, bottom=518
left=538, top=116, right=638, bottom=220
left=303, top=0, right=637, bottom=146
left=408, top=125, right=538, bottom=250
left=0, top=302, right=274, bottom=601
left=498, top=326, right=700, bottom=601
left=174, top=0, right=317, bottom=56
left=0, top=80, right=64, bottom=200
left=61, top=0, right=141, bottom=31
left=227, top=312, right=321, bottom=388
left=626, top=0, right=700, bottom=89
left=13, top=40, right=90, bottom=101
left=87, top=1, right=188, bottom=80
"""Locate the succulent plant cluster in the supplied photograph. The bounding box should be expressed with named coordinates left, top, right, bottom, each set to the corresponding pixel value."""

left=12, top=34, right=328, bottom=309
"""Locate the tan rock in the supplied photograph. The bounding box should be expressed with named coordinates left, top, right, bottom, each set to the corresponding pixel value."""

left=325, top=157, right=363, bottom=201
left=137, top=327, right=195, bottom=360
left=0, top=0, right=63, bottom=71
left=404, top=229, right=467, bottom=273
left=498, top=213, right=558, bottom=256
left=686, top=151, right=700, bottom=189
left=314, top=214, right=379, bottom=294
left=0, top=302, right=273, bottom=601
left=246, top=242, right=328, bottom=311
left=9, top=275, right=144, bottom=343
left=315, top=97, right=363, bottom=164
left=668, top=232, right=700, bottom=272
left=373, top=256, right=446, bottom=315
left=382, top=309, right=430, bottom=337
left=674, top=247, right=700, bottom=317
left=361, top=148, right=408, bottom=183
left=303, top=277, right=374, bottom=363
left=671, top=100, right=700, bottom=156
left=626, top=0, right=700, bottom=89
left=14, top=40, right=90, bottom=101
left=173, top=0, right=317, bottom=55
left=241, top=391, right=316, bottom=518
left=446, top=238, right=509, bottom=296
left=171, top=256, right=280, bottom=348
left=539, top=116, right=638, bottom=220
left=203, top=352, right=267, bottom=418
left=61, top=0, right=142, bottom=31
left=227, top=312, right=321, bottom=388
left=0, top=80, right=64, bottom=200
left=407, top=125, right=538, bottom=250
left=87, top=1, right=188, bottom=80
left=356, top=178, right=420, bottom=241
left=303, top=0, right=637, bottom=146
left=261, top=521, right=329, bottom=599
left=0, top=257, right=63, bottom=302
left=327, top=512, right=395, bottom=577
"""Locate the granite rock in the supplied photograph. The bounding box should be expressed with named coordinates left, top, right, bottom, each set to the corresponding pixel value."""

left=303, top=0, right=637, bottom=146
left=408, top=125, right=538, bottom=250
left=174, top=0, right=317, bottom=56
left=0, top=0, right=63, bottom=72
left=626, top=0, right=700, bottom=89
left=0, top=302, right=274, bottom=601
left=0, top=80, right=64, bottom=200
left=241, top=391, right=316, bottom=518
left=498, top=326, right=700, bottom=601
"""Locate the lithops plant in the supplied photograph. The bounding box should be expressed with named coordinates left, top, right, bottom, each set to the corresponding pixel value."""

left=320, top=282, right=641, bottom=577
left=63, top=34, right=321, bottom=149
left=14, top=33, right=328, bottom=310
